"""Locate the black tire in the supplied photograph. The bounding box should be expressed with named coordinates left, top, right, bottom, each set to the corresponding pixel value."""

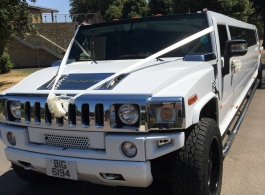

left=257, top=61, right=263, bottom=89
left=171, top=118, right=223, bottom=195
left=12, top=163, right=55, bottom=184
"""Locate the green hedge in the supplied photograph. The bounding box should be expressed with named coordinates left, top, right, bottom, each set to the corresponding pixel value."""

left=0, top=47, right=13, bottom=74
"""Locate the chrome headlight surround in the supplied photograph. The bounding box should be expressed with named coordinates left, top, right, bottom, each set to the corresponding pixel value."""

left=6, top=101, right=21, bottom=122
left=147, top=97, right=185, bottom=130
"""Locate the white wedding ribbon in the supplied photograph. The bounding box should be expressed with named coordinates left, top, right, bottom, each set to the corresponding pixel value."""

left=47, top=26, right=214, bottom=117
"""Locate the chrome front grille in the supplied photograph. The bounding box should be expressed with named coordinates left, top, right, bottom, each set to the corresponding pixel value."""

left=0, top=94, right=148, bottom=132
left=44, top=134, right=89, bottom=149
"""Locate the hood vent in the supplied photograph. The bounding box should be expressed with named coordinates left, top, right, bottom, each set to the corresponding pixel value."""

left=38, top=73, right=114, bottom=90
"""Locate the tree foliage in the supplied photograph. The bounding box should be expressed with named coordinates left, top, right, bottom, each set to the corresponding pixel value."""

left=104, top=0, right=124, bottom=21
left=0, top=48, right=13, bottom=74
left=122, top=0, right=148, bottom=19
left=69, top=0, right=113, bottom=22
left=172, top=0, right=254, bottom=22
left=148, top=0, right=172, bottom=16
left=218, top=0, right=254, bottom=22
left=250, top=0, right=265, bottom=46
left=0, top=0, right=36, bottom=73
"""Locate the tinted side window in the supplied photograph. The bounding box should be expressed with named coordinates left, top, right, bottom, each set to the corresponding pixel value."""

left=217, top=25, right=228, bottom=56
left=229, top=26, right=257, bottom=47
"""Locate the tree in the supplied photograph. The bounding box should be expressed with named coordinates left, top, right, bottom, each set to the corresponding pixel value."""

left=0, top=0, right=36, bottom=73
left=250, top=0, right=265, bottom=47
left=122, top=0, right=148, bottom=19
left=218, top=0, right=254, bottom=22
left=172, top=0, right=254, bottom=22
left=148, top=0, right=172, bottom=16
left=104, top=0, right=124, bottom=21
left=69, top=0, right=113, bottom=22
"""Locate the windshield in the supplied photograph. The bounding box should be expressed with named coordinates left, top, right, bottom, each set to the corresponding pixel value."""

left=68, top=13, right=212, bottom=61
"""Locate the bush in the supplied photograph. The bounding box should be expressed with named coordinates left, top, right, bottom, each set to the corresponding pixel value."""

left=0, top=48, right=13, bottom=74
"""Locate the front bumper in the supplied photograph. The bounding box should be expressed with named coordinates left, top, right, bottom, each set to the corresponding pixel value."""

left=0, top=122, right=185, bottom=187
left=6, top=147, right=152, bottom=187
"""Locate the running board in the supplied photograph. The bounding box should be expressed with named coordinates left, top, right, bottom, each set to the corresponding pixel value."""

left=223, top=79, right=260, bottom=157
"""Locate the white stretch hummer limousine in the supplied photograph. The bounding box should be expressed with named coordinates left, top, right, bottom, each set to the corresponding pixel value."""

left=0, top=11, right=263, bottom=195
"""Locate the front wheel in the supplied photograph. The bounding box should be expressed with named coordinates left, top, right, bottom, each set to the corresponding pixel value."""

left=171, top=118, right=223, bottom=195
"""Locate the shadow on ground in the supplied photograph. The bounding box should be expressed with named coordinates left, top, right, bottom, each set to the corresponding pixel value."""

left=0, top=81, right=14, bottom=87
left=0, top=169, right=172, bottom=195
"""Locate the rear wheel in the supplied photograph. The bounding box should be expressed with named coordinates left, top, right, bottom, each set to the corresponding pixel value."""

left=171, top=118, right=223, bottom=195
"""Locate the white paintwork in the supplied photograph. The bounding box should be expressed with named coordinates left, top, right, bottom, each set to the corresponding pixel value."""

left=5, top=147, right=152, bottom=187
left=0, top=123, right=184, bottom=161
left=145, top=132, right=185, bottom=160
left=0, top=11, right=260, bottom=187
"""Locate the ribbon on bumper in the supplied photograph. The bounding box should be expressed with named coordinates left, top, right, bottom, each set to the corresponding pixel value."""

left=47, top=26, right=214, bottom=117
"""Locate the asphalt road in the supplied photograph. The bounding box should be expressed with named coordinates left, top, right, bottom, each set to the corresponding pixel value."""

left=0, top=82, right=265, bottom=195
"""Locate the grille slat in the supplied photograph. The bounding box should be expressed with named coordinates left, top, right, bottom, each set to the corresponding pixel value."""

left=95, top=104, right=104, bottom=128
left=25, top=102, right=31, bottom=123
left=34, top=102, right=41, bottom=125
left=44, top=134, right=89, bottom=149
left=45, top=103, right=52, bottom=125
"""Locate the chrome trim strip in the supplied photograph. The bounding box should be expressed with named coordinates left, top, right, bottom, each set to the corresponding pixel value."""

left=146, top=97, right=185, bottom=129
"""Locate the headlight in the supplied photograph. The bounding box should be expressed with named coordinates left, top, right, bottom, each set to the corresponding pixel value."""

left=10, top=101, right=21, bottom=119
left=156, top=107, right=176, bottom=123
left=118, top=104, right=139, bottom=125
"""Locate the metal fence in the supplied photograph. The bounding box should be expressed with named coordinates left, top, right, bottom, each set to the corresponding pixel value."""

left=31, top=13, right=99, bottom=24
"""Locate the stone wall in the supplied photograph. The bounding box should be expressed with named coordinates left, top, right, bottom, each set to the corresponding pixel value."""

left=7, top=39, right=59, bottom=68
left=7, top=22, right=75, bottom=68
left=35, top=23, right=76, bottom=49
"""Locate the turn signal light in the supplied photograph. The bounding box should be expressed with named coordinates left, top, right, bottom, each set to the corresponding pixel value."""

left=188, top=94, right=198, bottom=105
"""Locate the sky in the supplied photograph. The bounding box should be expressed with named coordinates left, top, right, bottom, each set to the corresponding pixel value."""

left=27, top=0, right=70, bottom=14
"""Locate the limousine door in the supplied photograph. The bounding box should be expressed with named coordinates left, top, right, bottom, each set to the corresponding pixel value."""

left=216, top=24, right=234, bottom=123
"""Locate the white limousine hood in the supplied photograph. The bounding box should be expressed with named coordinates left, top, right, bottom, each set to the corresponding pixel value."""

left=4, top=58, right=207, bottom=96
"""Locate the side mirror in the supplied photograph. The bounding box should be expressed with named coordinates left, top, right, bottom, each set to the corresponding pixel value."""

left=222, top=39, right=248, bottom=76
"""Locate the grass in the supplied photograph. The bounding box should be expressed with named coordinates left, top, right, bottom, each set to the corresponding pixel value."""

left=0, top=68, right=42, bottom=92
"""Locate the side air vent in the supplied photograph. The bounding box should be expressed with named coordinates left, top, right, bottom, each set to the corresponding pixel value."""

left=183, top=52, right=216, bottom=61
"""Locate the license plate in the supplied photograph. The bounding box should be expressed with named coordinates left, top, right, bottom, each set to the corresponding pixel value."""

left=45, top=159, right=78, bottom=180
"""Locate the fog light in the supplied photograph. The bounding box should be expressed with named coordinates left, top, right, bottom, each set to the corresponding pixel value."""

left=122, top=141, right=137, bottom=157
left=7, top=132, right=16, bottom=145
